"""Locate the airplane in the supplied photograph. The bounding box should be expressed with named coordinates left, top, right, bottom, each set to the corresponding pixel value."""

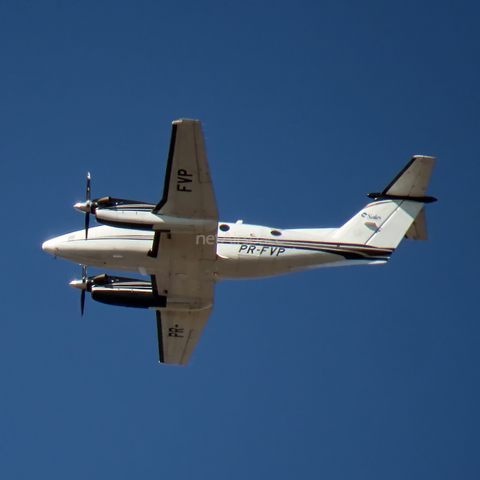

left=42, top=119, right=437, bottom=366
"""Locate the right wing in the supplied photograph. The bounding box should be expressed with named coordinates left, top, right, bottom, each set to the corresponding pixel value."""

left=156, top=307, right=213, bottom=366
left=152, top=119, right=218, bottom=221
left=151, top=230, right=216, bottom=365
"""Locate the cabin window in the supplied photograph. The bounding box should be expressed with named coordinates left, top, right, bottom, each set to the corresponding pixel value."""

left=219, top=224, right=230, bottom=232
left=270, top=230, right=282, bottom=236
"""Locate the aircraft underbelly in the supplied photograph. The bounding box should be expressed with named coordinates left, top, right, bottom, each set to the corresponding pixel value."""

left=54, top=236, right=347, bottom=279
left=51, top=238, right=155, bottom=272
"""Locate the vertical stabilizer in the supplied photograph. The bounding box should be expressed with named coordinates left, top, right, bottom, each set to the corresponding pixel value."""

left=333, top=156, right=436, bottom=250
left=406, top=206, right=428, bottom=241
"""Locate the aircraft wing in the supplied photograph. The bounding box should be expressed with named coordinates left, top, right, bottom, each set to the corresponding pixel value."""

left=153, top=119, right=218, bottom=221
left=156, top=307, right=213, bottom=365
left=151, top=231, right=216, bottom=365
left=151, top=119, right=218, bottom=365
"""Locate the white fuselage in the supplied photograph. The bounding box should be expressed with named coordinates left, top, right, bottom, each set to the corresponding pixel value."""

left=42, top=222, right=388, bottom=281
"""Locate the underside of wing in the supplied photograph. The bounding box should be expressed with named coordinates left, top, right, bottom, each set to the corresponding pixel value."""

left=149, top=229, right=216, bottom=365
left=149, top=119, right=218, bottom=365
left=153, top=119, right=218, bottom=221
left=156, top=308, right=213, bottom=365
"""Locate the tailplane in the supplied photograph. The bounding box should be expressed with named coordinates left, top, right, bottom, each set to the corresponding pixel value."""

left=334, top=156, right=436, bottom=250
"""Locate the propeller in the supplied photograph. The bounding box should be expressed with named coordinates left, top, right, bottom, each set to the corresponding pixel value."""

left=85, top=173, right=91, bottom=239
left=80, top=264, right=87, bottom=316
left=73, top=173, right=94, bottom=240
left=69, top=264, right=89, bottom=316
left=70, top=268, right=111, bottom=316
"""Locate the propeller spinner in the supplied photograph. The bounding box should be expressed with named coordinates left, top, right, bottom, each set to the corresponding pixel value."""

left=73, top=173, right=94, bottom=239
left=70, top=265, right=89, bottom=316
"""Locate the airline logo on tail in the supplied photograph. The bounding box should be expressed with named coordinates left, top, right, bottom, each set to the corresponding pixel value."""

left=361, top=213, right=382, bottom=220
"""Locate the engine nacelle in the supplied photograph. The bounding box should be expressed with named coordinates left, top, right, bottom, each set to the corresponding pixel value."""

left=75, top=196, right=217, bottom=233
left=88, top=275, right=211, bottom=311
left=95, top=208, right=217, bottom=233
left=91, top=277, right=166, bottom=308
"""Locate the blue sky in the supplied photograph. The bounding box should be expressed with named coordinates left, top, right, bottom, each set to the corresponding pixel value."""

left=1, top=1, right=479, bottom=478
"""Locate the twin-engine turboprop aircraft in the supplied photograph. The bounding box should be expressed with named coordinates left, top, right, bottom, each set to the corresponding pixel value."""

left=42, top=119, right=437, bottom=365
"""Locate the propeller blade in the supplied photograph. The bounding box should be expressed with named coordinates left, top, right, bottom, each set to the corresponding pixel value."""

left=81, top=289, right=86, bottom=316
left=85, top=174, right=91, bottom=239
left=86, top=172, right=91, bottom=201
left=81, top=264, right=87, bottom=316
left=85, top=212, right=90, bottom=240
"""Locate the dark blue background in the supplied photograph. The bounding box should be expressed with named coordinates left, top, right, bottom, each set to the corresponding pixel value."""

left=1, top=1, right=479, bottom=478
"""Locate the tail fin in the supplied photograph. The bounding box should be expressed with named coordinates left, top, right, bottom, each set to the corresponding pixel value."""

left=405, top=206, right=428, bottom=241
left=334, top=156, right=436, bottom=249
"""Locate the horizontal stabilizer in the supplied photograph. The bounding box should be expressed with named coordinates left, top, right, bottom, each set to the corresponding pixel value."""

left=335, top=155, right=437, bottom=250
left=367, top=155, right=437, bottom=203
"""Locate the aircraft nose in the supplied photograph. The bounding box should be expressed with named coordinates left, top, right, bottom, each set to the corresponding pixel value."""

left=42, top=238, right=57, bottom=255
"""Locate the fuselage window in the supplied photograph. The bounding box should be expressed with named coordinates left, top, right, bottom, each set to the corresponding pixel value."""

left=270, top=230, right=282, bottom=236
left=219, top=224, right=230, bottom=232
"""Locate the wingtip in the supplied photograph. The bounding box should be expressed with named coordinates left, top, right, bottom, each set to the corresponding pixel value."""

left=172, top=118, right=199, bottom=125
left=413, top=155, right=436, bottom=161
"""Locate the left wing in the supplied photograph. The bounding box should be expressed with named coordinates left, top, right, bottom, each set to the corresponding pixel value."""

left=156, top=308, right=213, bottom=365
left=153, top=119, right=218, bottom=221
